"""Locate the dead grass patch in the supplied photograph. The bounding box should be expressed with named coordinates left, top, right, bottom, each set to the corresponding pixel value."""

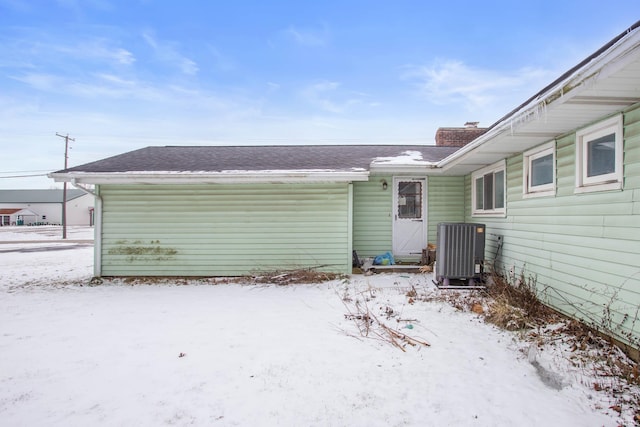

left=249, top=268, right=345, bottom=286
left=93, top=269, right=343, bottom=287
left=483, top=272, right=559, bottom=329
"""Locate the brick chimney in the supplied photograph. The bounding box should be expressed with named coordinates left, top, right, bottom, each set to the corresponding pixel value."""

left=435, top=122, right=488, bottom=147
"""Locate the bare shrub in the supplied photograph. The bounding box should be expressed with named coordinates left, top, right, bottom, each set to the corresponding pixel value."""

left=484, top=271, right=559, bottom=329
left=341, top=286, right=430, bottom=351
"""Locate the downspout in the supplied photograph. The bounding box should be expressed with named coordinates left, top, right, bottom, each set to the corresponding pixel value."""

left=71, top=179, right=102, bottom=277
left=347, top=182, right=354, bottom=274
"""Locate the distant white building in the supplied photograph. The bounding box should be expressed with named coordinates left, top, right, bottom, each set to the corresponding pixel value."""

left=0, top=208, right=39, bottom=226
left=0, top=189, right=94, bottom=226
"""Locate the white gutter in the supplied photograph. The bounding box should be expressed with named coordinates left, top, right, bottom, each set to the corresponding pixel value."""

left=69, top=179, right=102, bottom=277
left=70, top=179, right=97, bottom=196
left=49, top=170, right=370, bottom=185
left=369, top=162, right=441, bottom=175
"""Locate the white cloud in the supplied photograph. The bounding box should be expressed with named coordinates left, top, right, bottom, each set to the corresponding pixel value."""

left=61, top=41, right=136, bottom=66
left=300, top=81, right=378, bottom=114
left=10, top=72, right=59, bottom=91
left=266, top=82, right=280, bottom=94
left=11, top=71, right=143, bottom=99
left=301, top=81, right=345, bottom=113
left=142, top=31, right=198, bottom=75
left=112, top=48, right=135, bottom=65
left=95, top=73, right=135, bottom=86
left=68, top=74, right=163, bottom=100
left=284, top=25, right=329, bottom=47
left=403, top=60, right=553, bottom=111
left=0, top=31, right=135, bottom=70
left=207, top=46, right=235, bottom=72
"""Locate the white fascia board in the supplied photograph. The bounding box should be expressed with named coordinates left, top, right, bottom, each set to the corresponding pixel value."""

left=49, top=170, right=370, bottom=185
left=369, top=163, right=441, bottom=175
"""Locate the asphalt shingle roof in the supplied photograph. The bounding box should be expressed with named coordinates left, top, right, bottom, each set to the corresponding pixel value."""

left=56, top=145, right=460, bottom=173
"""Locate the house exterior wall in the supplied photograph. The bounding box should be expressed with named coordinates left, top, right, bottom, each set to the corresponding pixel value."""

left=465, top=104, right=640, bottom=350
left=352, top=175, right=392, bottom=258
left=98, top=183, right=352, bottom=276
left=352, top=175, right=465, bottom=258
left=427, top=176, right=465, bottom=245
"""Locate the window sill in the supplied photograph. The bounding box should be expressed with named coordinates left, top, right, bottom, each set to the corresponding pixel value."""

left=522, top=189, right=555, bottom=199
left=471, top=211, right=506, bottom=218
left=574, top=181, right=622, bottom=194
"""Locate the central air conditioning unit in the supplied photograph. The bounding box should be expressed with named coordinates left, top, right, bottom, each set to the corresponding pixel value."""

left=435, top=223, right=486, bottom=287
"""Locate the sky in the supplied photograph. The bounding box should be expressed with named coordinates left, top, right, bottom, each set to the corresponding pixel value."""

left=0, top=1, right=638, bottom=189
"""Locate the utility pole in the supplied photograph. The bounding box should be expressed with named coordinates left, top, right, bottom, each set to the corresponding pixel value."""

left=56, top=133, right=75, bottom=239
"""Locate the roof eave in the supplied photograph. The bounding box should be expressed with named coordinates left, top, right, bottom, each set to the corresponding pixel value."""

left=49, top=170, right=371, bottom=185
left=369, top=162, right=441, bottom=175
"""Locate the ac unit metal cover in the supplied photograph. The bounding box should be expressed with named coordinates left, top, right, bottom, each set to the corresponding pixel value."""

left=436, top=223, right=485, bottom=285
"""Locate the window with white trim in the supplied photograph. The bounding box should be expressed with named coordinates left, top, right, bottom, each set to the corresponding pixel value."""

left=472, top=160, right=506, bottom=216
left=523, top=141, right=555, bottom=198
left=575, top=115, right=623, bottom=193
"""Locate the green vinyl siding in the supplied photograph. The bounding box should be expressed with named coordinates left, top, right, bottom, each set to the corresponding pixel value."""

left=353, top=175, right=463, bottom=258
left=466, top=104, right=640, bottom=349
left=99, top=183, right=351, bottom=276
left=427, top=176, right=465, bottom=245
left=352, top=176, right=392, bottom=258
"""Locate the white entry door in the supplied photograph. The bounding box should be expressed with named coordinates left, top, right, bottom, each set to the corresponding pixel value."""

left=392, top=177, right=426, bottom=257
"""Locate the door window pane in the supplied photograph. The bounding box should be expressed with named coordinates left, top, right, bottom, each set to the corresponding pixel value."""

left=587, top=133, right=615, bottom=177
left=397, top=181, right=422, bottom=218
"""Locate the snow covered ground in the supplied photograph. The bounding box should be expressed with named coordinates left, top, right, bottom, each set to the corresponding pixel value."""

left=0, top=226, right=634, bottom=426
left=0, top=225, right=94, bottom=242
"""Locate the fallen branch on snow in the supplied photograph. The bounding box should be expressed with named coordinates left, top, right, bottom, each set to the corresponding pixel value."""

left=342, top=298, right=430, bottom=351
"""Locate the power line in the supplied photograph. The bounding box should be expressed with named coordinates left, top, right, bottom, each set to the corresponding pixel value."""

left=0, top=173, right=49, bottom=179
left=0, top=169, right=52, bottom=174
